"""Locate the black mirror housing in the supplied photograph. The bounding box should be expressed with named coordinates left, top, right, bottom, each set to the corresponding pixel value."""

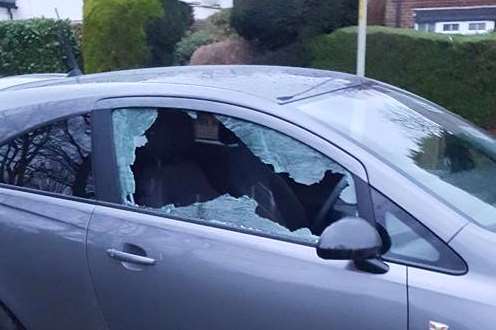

left=317, top=217, right=383, bottom=261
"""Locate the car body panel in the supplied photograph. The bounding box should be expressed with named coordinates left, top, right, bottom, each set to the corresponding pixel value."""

left=87, top=204, right=407, bottom=330
left=408, top=267, right=495, bottom=330
left=408, top=224, right=496, bottom=330
left=0, top=187, right=106, bottom=330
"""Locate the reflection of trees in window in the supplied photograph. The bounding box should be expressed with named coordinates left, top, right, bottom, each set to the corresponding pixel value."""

left=411, top=130, right=475, bottom=173
left=384, top=102, right=442, bottom=138
left=0, top=114, right=94, bottom=198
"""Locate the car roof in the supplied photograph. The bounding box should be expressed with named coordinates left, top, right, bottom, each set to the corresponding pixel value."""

left=0, top=65, right=362, bottom=104
left=0, top=65, right=368, bottom=150
left=0, top=73, right=68, bottom=91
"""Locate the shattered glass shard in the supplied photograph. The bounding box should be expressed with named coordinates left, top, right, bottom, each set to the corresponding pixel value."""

left=161, top=194, right=319, bottom=243
left=112, top=109, right=158, bottom=203
left=216, top=115, right=356, bottom=203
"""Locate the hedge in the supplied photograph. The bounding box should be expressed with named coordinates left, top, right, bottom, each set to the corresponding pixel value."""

left=146, top=0, right=193, bottom=66
left=0, top=19, right=80, bottom=76
left=231, top=0, right=357, bottom=49
left=83, top=0, right=163, bottom=73
left=307, top=27, right=496, bottom=127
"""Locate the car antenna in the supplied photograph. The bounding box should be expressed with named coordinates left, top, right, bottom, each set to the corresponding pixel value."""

left=55, top=8, right=83, bottom=77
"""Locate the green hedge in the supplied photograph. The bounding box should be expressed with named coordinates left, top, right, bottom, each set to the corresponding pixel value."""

left=307, top=27, right=496, bottom=127
left=146, top=0, right=193, bottom=66
left=0, top=19, right=80, bottom=76
left=231, top=0, right=357, bottom=49
left=83, top=0, right=163, bottom=73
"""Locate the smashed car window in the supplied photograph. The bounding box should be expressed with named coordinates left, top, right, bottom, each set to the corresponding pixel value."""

left=112, top=108, right=358, bottom=243
left=162, top=194, right=318, bottom=243
left=112, top=109, right=158, bottom=204
left=216, top=115, right=356, bottom=204
left=0, top=114, right=95, bottom=198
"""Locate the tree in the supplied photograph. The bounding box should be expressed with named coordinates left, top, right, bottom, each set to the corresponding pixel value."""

left=146, top=0, right=193, bottom=66
left=83, top=0, right=163, bottom=73
left=231, top=0, right=358, bottom=49
left=0, top=115, right=94, bottom=198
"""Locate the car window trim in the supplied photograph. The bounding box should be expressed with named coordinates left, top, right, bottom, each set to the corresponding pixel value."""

left=92, top=109, right=121, bottom=203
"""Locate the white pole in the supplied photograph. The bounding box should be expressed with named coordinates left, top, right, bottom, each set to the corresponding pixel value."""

left=356, top=0, right=368, bottom=77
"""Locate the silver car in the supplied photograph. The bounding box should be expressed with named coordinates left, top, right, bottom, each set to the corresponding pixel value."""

left=0, top=66, right=494, bottom=330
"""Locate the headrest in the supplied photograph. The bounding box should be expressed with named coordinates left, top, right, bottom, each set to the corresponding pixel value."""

left=145, top=111, right=195, bottom=160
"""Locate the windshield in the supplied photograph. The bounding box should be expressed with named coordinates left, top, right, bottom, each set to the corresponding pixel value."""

left=298, top=85, right=496, bottom=233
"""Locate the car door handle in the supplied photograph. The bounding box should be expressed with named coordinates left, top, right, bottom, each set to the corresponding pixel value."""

left=106, top=249, right=156, bottom=266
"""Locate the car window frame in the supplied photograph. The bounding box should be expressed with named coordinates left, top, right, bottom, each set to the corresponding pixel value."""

left=93, top=96, right=371, bottom=247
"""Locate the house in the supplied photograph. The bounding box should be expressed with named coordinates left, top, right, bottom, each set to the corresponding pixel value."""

left=384, top=0, right=496, bottom=34
left=0, top=0, right=82, bottom=22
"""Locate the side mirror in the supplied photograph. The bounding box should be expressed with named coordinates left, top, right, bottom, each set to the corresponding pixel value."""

left=317, top=217, right=389, bottom=274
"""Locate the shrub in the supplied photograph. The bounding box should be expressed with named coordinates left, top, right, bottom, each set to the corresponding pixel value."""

left=231, top=0, right=357, bottom=49
left=146, top=0, right=193, bottom=66
left=174, top=30, right=216, bottom=65
left=0, top=19, right=80, bottom=76
left=83, top=0, right=163, bottom=73
left=190, top=37, right=253, bottom=65
left=306, top=27, right=496, bottom=127
left=174, top=9, right=235, bottom=65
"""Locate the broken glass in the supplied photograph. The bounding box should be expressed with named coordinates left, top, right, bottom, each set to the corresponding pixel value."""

left=161, top=194, right=319, bottom=243
left=216, top=116, right=356, bottom=204
left=112, top=109, right=158, bottom=203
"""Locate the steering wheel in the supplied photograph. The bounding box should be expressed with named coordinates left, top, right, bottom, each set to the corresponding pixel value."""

left=312, top=176, right=349, bottom=234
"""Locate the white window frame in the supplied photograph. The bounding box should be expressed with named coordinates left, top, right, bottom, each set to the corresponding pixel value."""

left=417, top=20, right=496, bottom=35
left=415, top=22, right=436, bottom=32
left=442, top=22, right=460, bottom=32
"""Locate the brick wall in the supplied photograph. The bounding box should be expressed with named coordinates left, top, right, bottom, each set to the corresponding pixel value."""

left=369, top=0, right=387, bottom=25
left=385, top=0, right=496, bottom=28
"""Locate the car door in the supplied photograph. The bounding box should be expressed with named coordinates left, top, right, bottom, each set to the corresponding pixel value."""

left=86, top=97, right=408, bottom=330
left=0, top=110, right=106, bottom=330
left=369, top=188, right=472, bottom=330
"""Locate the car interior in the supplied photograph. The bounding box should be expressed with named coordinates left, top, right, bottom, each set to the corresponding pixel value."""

left=131, top=109, right=357, bottom=236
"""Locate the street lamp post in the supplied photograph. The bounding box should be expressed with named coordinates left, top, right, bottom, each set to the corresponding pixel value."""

left=356, top=0, right=368, bottom=77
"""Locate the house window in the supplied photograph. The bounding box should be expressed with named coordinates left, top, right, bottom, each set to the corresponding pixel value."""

left=417, top=23, right=435, bottom=32
left=469, top=22, right=487, bottom=31
left=443, top=23, right=459, bottom=32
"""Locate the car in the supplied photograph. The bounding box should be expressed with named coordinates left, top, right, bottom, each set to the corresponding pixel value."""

left=0, top=65, right=494, bottom=330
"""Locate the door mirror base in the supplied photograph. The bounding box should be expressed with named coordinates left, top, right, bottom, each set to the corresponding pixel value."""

left=355, top=258, right=389, bottom=274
